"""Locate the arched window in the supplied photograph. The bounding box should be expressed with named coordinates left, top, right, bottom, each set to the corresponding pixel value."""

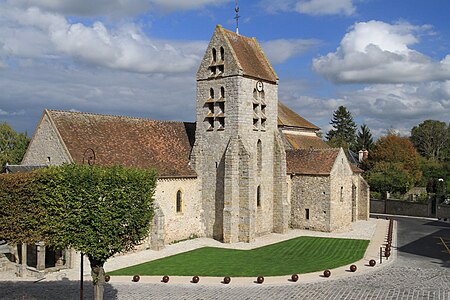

left=256, top=185, right=261, bottom=207
left=176, top=190, right=183, bottom=213
left=210, top=88, right=215, bottom=99
left=220, top=47, right=224, bottom=61
left=220, top=86, right=225, bottom=98
left=257, top=140, right=262, bottom=171
left=212, top=48, right=217, bottom=62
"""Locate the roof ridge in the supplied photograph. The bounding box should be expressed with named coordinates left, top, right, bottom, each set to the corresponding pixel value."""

left=47, top=109, right=194, bottom=125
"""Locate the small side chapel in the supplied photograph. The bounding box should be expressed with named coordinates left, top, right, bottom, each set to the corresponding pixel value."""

left=10, top=25, right=369, bottom=273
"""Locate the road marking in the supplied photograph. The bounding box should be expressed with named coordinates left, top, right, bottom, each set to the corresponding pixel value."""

left=439, top=237, right=450, bottom=254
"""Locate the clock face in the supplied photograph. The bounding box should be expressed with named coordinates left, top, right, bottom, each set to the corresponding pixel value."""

left=256, top=81, right=263, bottom=92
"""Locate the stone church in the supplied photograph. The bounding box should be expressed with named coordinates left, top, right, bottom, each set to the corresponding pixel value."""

left=9, top=25, right=369, bottom=271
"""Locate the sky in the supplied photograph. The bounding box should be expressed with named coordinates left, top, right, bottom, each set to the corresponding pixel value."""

left=1, top=0, right=449, bottom=138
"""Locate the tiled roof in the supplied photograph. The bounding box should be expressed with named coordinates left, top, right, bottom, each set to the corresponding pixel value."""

left=278, top=102, right=320, bottom=130
left=222, top=27, right=278, bottom=83
left=286, top=148, right=340, bottom=175
left=283, top=133, right=328, bottom=150
left=47, top=110, right=196, bottom=178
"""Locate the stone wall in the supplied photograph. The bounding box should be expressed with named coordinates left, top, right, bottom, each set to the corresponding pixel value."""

left=194, top=27, right=286, bottom=243
left=437, top=205, right=450, bottom=220
left=329, top=150, right=353, bottom=232
left=370, top=199, right=450, bottom=220
left=152, top=178, right=204, bottom=245
left=370, top=199, right=430, bottom=217
left=22, top=112, right=72, bottom=165
left=357, top=175, right=370, bottom=220
left=290, top=175, right=331, bottom=232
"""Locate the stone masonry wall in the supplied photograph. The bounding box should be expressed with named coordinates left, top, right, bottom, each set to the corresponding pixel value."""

left=357, top=175, right=370, bottom=220
left=153, top=178, right=204, bottom=244
left=194, top=27, right=285, bottom=242
left=22, top=113, right=71, bottom=165
left=290, top=175, right=331, bottom=232
left=329, top=150, right=353, bottom=232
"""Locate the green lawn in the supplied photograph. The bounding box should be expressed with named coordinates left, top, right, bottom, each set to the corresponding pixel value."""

left=108, top=236, right=369, bottom=277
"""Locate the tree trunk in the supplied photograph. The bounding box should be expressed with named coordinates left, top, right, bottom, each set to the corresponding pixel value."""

left=88, top=256, right=106, bottom=300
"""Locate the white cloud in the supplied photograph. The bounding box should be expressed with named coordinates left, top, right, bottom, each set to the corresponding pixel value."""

left=295, top=0, right=355, bottom=16
left=149, top=0, right=230, bottom=12
left=261, top=39, right=320, bottom=64
left=278, top=78, right=450, bottom=138
left=313, top=20, right=450, bottom=84
left=261, top=0, right=356, bottom=16
left=11, top=0, right=230, bottom=16
left=0, top=4, right=207, bottom=73
left=0, top=61, right=198, bottom=133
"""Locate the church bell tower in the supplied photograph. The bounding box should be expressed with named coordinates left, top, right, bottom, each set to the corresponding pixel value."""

left=191, top=25, right=289, bottom=243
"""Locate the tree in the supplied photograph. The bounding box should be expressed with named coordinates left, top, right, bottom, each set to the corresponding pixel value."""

left=366, top=162, right=415, bottom=194
left=366, top=133, right=422, bottom=194
left=326, top=106, right=357, bottom=149
left=0, top=122, right=30, bottom=169
left=410, top=120, right=449, bottom=161
left=370, top=133, right=422, bottom=182
left=355, top=124, right=374, bottom=151
left=0, top=164, right=157, bottom=300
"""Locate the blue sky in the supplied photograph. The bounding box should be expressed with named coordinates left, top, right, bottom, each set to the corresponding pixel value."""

left=1, top=0, right=449, bottom=137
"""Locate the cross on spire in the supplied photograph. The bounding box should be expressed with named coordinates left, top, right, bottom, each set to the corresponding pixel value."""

left=234, top=0, right=240, bottom=35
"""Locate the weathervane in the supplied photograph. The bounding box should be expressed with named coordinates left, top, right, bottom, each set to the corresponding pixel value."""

left=234, top=0, right=240, bottom=35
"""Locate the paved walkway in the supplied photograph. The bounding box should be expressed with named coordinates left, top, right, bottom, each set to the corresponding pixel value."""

left=3, top=217, right=449, bottom=299
left=0, top=218, right=391, bottom=285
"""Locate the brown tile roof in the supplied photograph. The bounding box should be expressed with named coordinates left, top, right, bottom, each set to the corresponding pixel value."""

left=222, top=27, right=278, bottom=83
left=286, top=148, right=340, bottom=175
left=278, top=102, right=320, bottom=130
left=47, top=110, right=196, bottom=178
left=284, top=133, right=329, bottom=150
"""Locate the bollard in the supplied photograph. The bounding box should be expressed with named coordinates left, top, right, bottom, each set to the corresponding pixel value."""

left=162, top=275, right=169, bottom=283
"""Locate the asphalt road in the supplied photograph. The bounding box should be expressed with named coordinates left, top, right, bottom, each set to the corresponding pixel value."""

left=1, top=216, right=449, bottom=299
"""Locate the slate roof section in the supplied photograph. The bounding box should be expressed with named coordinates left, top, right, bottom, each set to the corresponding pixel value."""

left=278, top=102, right=320, bottom=130
left=283, top=133, right=328, bottom=150
left=222, top=27, right=278, bottom=83
left=286, top=148, right=340, bottom=175
left=46, top=110, right=197, bottom=178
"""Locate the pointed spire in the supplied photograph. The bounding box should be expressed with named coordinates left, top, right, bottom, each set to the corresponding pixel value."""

left=234, top=0, right=240, bottom=35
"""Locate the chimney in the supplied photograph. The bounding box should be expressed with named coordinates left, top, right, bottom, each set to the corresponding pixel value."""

left=358, top=150, right=369, bottom=163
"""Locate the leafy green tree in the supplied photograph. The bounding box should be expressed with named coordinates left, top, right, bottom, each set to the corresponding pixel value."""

left=410, top=120, right=449, bottom=161
left=366, top=162, right=415, bottom=195
left=326, top=106, right=357, bottom=149
left=0, top=171, right=46, bottom=243
left=365, top=133, right=422, bottom=194
left=0, top=122, right=30, bottom=169
left=355, top=124, right=374, bottom=151
left=0, top=164, right=157, bottom=300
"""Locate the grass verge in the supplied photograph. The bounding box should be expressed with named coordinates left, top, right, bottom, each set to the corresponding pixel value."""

left=108, top=236, right=369, bottom=277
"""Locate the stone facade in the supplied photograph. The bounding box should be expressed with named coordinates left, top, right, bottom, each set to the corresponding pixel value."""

left=192, top=25, right=288, bottom=243
left=21, top=113, right=71, bottom=166
left=151, top=178, right=203, bottom=245
left=289, top=149, right=355, bottom=232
